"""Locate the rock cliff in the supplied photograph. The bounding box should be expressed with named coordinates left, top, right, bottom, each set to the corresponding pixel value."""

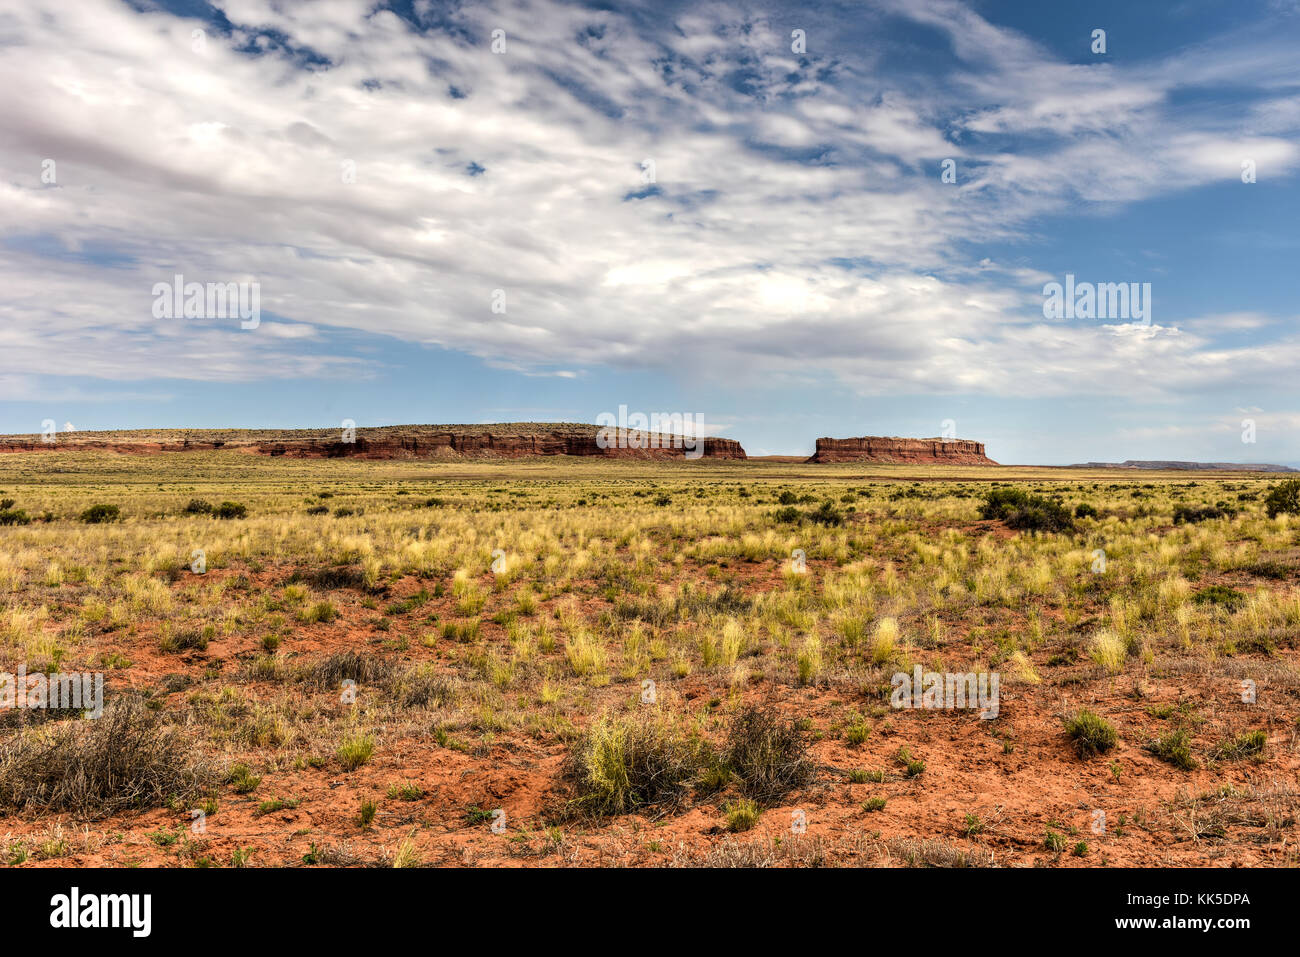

left=0, top=424, right=747, bottom=460
left=807, top=436, right=996, bottom=464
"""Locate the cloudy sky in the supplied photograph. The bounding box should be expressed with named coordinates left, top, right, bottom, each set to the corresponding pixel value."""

left=2, top=0, right=1299, bottom=461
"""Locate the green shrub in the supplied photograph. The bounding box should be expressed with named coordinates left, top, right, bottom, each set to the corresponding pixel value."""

left=1064, top=709, right=1117, bottom=758
left=1192, top=585, right=1246, bottom=612
left=980, top=489, right=1075, bottom=533
left=808, top=501, right=844, bottom=527
left=1212, top=730, right=1267, bottom=762
left=0, top=509, right=31, bottom=526
left=566, top=711, right=706, bottom=816
left=80, top=504, right=120, bottom=524
left=1263, top=478, right=1300, bottom=519
left=214, top=501, right=247, bottom=520
left=184, top=499, right=213, bottom=515
left=1173, top=504, right=1231, bottom=524
left=1147, top=729, right=1197, bottom=770
left=1073, top=503, right=1098, bottom=519
left=725, top=798, right=761, bottom=832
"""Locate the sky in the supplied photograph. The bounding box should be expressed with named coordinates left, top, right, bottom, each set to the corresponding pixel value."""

left=1, top=0, right=1299, bottom=462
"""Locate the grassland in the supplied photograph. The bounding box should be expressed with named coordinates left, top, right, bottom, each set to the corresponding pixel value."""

left=1, top=451, right=1298, bottom=867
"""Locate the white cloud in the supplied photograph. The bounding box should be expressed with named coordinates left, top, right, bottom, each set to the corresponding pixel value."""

left=0, top=0, right=1296, bottom=402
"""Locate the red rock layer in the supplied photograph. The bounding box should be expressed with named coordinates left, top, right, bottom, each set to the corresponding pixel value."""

left=807, top=436, right=995, bottom=464
left=0, top=429, right=746, bottom=460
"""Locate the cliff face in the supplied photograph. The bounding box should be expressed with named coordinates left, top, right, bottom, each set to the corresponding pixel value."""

left=0, top=426, right=747, bottom=461
left=807, top=436, right=996, bottom=465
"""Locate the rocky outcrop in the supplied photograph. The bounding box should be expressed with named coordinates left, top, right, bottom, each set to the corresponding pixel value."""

left=0, top=425, right=747, bottom=460
left=807, top=436, right=996, bottom=465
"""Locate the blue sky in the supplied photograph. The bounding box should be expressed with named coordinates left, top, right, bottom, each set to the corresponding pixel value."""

left=2, top=0, right=1299, bottom=462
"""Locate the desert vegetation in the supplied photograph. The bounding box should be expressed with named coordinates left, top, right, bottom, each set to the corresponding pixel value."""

left=0, top=452, right=1297, bottom=866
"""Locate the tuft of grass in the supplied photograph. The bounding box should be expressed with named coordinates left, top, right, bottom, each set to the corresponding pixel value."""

left=1212, top=730, right=1267, bottom=762
left=336, top=733, right=375, bottom=771
left=1147, top=728, right=1197, bottom=770
left=566, top=710, right=706, bottom=816
left=725, top=798, right=761, bottom=832
left=1064, top=710, right=1118, bottom=758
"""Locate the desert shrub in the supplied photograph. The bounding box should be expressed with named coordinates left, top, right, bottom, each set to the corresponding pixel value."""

left=773, top=506, right=801, bottom=524
left=979, top=488, right=1075, bottom=533
left=1192, top=585, right=1246, bottom=612
left=294, top=565, right=368, bottom=591
left=777, top=490, right=799, bottom=505
left=184, top=499, right=213, bottom=515
left=391, top=664, right=457, bottom=708
left=1073, top=503, right=1098, bottom=519
left=306, top=505, right=329, bottom=515
left=808, top=501, right=843, bottom=527
left=0, top=698, right=214, bottom=816
left=724, top=704, right=815, bottom=804
left=159, top=626, right=210, bottom=653
left=1173, top=504, right=1230, bottom=524
left=214, top=501, right=247, bottom=520
left=302, top=651, right=396, bottom=691
left=1264, top=479, right=1300, bottom=518
left=1064, top=710, right=1117, bottom=758
left=0, top=499, right=12, bottom=510
left=1147, top=728, right=1197, bottom=770
left=566, top=711, right=707, bottom=816
left=1212, top=730, right=1267, bottom=762
left=79, top=504, right=120, bottom=524
left=0, top=509, right=31, bottom=526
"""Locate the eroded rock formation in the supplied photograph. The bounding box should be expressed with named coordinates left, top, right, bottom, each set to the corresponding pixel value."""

left=807, top=436, right=996, bottom=464
left=0, top=425, right=747, bottom=460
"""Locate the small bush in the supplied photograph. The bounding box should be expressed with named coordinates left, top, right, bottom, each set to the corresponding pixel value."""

left=306, top=505, right=329, bottom=515
left=214, top=501, right=247, bottom=520
left=0, top=699, right=214, bottom=816
left=566, top=711, right=706, bottom=816
left=80, top=504, right=120, bottom=524
left=1173, top=504, right=1231, bottom=524
left=808, top=501, right=843, bottom=527
left=0, top=509, right=31, bottom=526
left=302, top=651, right=395, bottom=691
left=1147, top=728, right=1197, bottom=770
left=184, top=499, right=213, bottom=515
left=159, top=626, right=210, bottom=654
left=1263, top=478, right=1300, bottom=519
left=1192, top=585, right=1246, bottom=613
left=772, top=506, right=801, bottom=524
left=1212, top=730, right=1267, bottom=762
left=725, top=798, right=761, bottom=832
left=1073, top=503, right=1098, bottom=519
left=1064, top=710, right=1117, bottom=758
left=980, top=489, right=1075, bottom=533
left=725, top=704, right=815, bottom=804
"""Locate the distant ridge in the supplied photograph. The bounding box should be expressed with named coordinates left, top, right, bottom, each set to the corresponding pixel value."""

left=1070, top=460, right=1296, bottom=473
left=0, top=423, right=747, bottom=460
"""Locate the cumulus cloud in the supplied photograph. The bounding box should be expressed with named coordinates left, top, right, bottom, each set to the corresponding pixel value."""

left=0, top=0, right=1297, bottom=401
